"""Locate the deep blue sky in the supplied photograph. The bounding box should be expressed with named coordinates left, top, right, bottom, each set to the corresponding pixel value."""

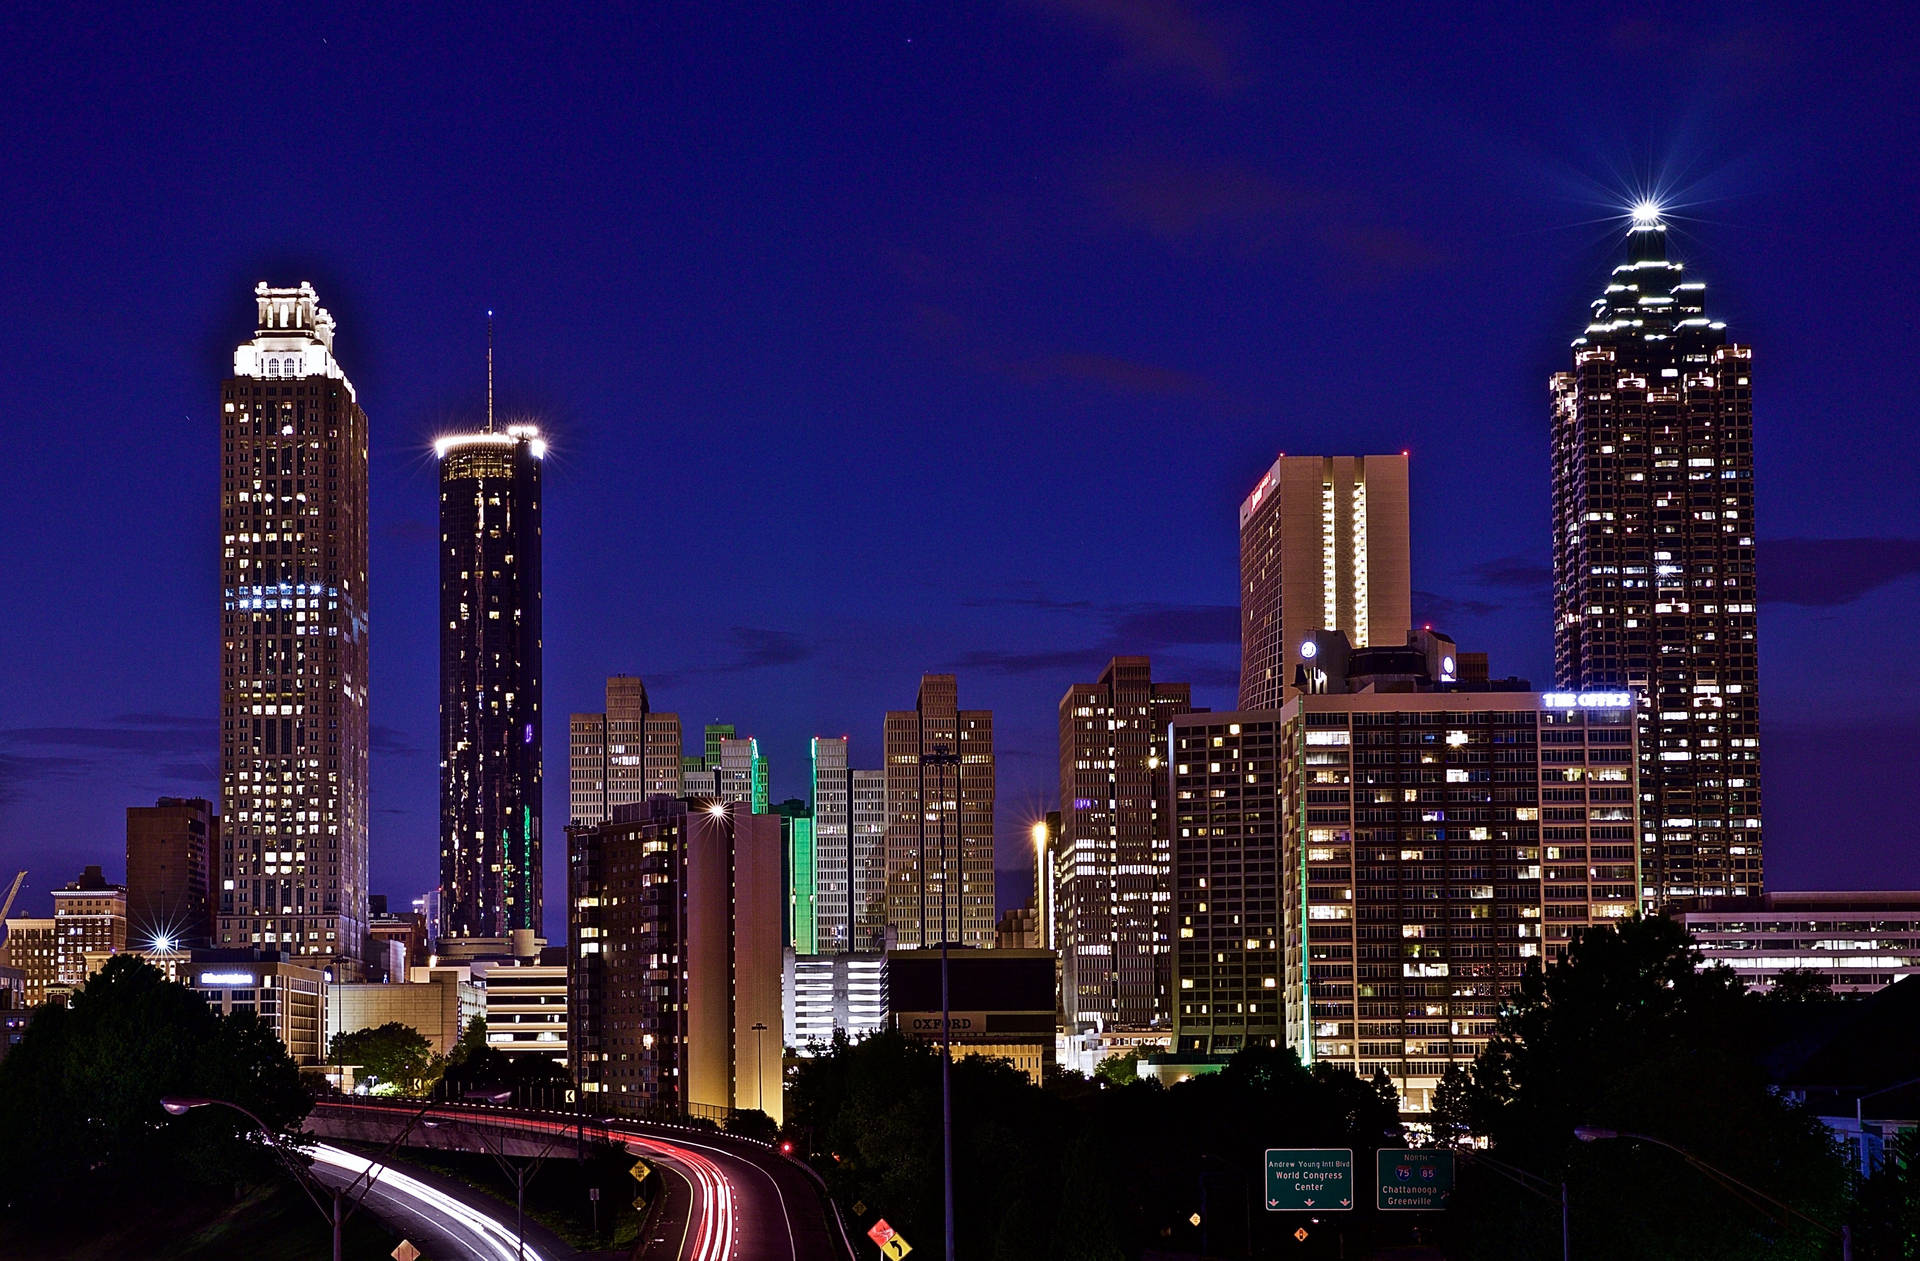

left=3, top=5, right=1917, bottom=938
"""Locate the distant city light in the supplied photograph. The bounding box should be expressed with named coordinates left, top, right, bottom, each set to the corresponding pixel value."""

left=1631, top=198, right=1664, bottom=227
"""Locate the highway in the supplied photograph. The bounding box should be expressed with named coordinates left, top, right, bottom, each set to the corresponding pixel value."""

left=309, top=1142, right=555, bottom=1261
left=310, top=1100, right=855, bottom=1261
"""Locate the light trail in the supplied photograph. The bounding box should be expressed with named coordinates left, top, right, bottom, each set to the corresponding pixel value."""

left=310, top=1142, right=549, bottom=1261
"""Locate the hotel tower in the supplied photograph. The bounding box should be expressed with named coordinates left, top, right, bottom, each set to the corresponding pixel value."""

left=436, top=398, right=544, bottom=939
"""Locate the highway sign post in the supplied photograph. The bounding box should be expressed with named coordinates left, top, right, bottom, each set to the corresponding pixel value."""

left=1376, top=1149, right=1455, bottom=1211
left=1264, top=1148, right=1354, bottom=1211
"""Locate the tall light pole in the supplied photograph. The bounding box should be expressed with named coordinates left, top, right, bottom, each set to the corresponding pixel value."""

left=751, top=1020, right=769, bottom=1114
left=924, top=744, right=962, bottom=1261
left=160, top=1093, right=439, bottom=1261
left=1574, top=1126, right=1850, bottom=1260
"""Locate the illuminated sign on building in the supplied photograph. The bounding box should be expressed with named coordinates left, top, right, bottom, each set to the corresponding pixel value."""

left=1539, top=691, right=1633, bottom=710
left=197, top=971, right=256, bottom=986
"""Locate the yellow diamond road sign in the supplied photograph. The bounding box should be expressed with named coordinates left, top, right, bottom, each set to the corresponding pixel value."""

left=393, top=1242, right=421, bottom=1261
left=1294, top=1226, right=1309, bottom=1242
left=881, top=1233, right=912, bottom=1259
left=630, top=1158, right=652, bottom=1184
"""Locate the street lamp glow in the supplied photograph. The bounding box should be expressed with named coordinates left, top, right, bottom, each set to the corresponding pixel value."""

left=1029, top=820, right=1048, bottom=856
left=1630, top=199, right=1663, bottom=227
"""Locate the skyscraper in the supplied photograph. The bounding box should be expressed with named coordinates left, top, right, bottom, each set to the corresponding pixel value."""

left=1552, top=206, right=1761, bottom=904
left=126, top=797, right=215, bottom=950
left=810, top=736, right=888, bottom=953
left=884, top=674, right=996, bottom=948
left=569, top=799, right=784, bottom=1123
left=1057, top=657, right=1193, bottom=1031
left=437, top=415, right=544, bottom=940
left=217, top=283, right=369, bottom=968
left=1171, top=636, right=1638, bottom=1107
left=569, top=676, right=682, bottom=827
left=1238, top=454, right=1411, bottom=710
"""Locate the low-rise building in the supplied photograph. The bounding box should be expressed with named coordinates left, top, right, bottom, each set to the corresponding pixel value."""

left=52, top=866, right=128, bottom=999
left=327, top=969, right=476, bottom=1057
left=188, top=950, right=327, bottom=1066
left=889, top=947, right=1056, bottom=1084
left=0, top=919, right=57, bottom=1007
left=472, top=959, right=569, bottom=1063
left=1673, top=892, right=1920, bottom=995
left=784, top=951, right=888, bottom=1052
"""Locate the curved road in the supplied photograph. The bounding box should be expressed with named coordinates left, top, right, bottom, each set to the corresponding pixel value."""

left=311, top=1101, right=854, bottom=1261
left=309, top=1141, right=556, bottom=1261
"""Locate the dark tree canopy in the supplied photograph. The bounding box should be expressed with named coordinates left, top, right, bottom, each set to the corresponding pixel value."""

left=0, top=955, right=310, bottom=1222
left=328, top=1020, right=439, bottom=1096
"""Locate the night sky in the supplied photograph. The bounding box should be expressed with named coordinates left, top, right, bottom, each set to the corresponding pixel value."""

left=3, top=6, right=1917, bottom=939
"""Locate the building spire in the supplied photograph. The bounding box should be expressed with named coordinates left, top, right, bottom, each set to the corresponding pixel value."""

left=486, top=310, right=495, bottom=433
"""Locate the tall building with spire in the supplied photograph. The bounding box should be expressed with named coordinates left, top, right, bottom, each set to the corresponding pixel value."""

left=1552, top=205, right=1762, bottom=904
left=1238, top=454, right=1411, bottom=710
left=435, top=337, right=545, bottom=939
left=216, top=282, right=370, bottom=969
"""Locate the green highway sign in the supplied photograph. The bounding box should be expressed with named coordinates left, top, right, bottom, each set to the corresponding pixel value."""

left=1376, top=1149, right=1455, bottom=1211
left=1264, top=1148, right=1353, bottom=1211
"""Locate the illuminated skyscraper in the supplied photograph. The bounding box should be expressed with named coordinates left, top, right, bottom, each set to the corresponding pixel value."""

left=437, top=416, right=544, bottom=939
left=1238, top=454, right=1411, bottom=710
left=1057, top=657, right=1192, bottom=1030
left=884, top=674, right=996, bottom=948
left=216, top=283, right=369, bottom=969
left=1552, top=205, right=1762, bottom=904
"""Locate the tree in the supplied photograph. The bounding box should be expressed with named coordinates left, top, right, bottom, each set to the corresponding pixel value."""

left=329, top=1020, right=440, bottom=1096
left=450, top=1013, right=489, bottom=1066
left=0, top=955, right=309, bottom=1223
left=1456, top=916, right=1849, bottom=1261
left=1761, top=968, right=1839, bottom=1007
left=1093, top=1048, right=1141, bottom=1087
left=1855, top=1127, right=1920, bottom=1259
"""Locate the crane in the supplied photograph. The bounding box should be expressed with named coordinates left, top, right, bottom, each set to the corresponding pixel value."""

left=0, top=870, right=26, bottom=934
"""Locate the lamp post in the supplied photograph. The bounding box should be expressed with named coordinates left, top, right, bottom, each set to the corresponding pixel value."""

left=751, top=1021, right=769, bottom=1114
left=1574, top=1126, right=1850, bottom=1261
left=1850, top=1075, right=1920, bottom=1177
left=161, top=1093, right=437, bottom=1261
left=924, top=745, right=962, bottom=1261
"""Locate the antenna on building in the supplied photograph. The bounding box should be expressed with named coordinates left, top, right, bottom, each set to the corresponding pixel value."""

left=486, top=310, right=495, bottom=433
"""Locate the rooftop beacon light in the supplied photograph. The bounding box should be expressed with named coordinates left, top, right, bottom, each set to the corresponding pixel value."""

left=1630, top=199, right=1664, bottom=228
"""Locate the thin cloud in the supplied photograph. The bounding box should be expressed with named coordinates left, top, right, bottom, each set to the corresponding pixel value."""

left=1472, top=555, right=1552, bottom=591
left=1413, top=590, right=1503, bottom=624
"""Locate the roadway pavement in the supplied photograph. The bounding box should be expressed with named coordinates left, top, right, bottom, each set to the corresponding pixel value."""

left=309, top=1100, right=857, bottom=1261
left=309, top=1141, right=570, bottom=1261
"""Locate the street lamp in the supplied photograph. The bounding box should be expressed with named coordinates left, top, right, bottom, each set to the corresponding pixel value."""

left=1574, top=1126, right=1850, bottom=1260
left=750, top=1021, right=769, bottom=1114
left=923, top=745, right=962, bottom=1261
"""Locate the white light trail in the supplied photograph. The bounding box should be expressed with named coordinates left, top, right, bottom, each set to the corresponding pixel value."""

left=311, top=1142, right=548, bottom=1261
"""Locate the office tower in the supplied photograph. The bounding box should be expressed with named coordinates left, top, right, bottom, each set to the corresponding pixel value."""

left=810, top=737, right=889, bottom=953
left=1673, top=892, right=1920, bottom=998
left=703, top=723, right=735, bottom=770
left=775, top=800, right=817, bottom=953
left=1037, top=810, right=1062, bottom=953
left=437, top=413, right=544, bottom=939
left=716, top=737, right=769, bottom=811
left=851, top=769, right=888, bottom=947
left=1552, top=206, right=1761, bottom=904
left=51, top=866, right=128, bottom=995
left=412, top=887, right=444, bottom=944
left=570, top=676, right=682, bottom=827
left=1170, top=633, right=1638, bottom=1109
left=569, top=800, right=783, bottom=1123
left=1238, top=454, right=1411, bottom=710
left=884, top=674, right=996, bottom=948
left=126, top=796, right=215, bottom=950
left=1057, top=657, right=1193, bottom=1031
left=217, top=282, right=369, bottom=968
